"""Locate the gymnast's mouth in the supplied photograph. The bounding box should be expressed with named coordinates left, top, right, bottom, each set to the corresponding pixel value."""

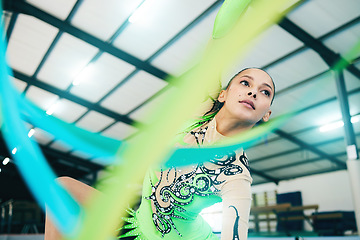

left=239, top=100, right=255, bottom=110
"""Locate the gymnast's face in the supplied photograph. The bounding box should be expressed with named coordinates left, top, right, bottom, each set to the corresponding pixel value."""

left=217, top=68, right=274, bottom=126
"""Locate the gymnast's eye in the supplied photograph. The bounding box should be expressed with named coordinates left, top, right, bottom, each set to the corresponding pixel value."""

left=240, top=80, right=250, bottom=87
left=261, top=89, right=271, bottom=97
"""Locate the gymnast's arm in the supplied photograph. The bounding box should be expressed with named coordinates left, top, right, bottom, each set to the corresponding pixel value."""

left=220, top=178, right=252, bottom=240
left=44, top=176, right=100, bottom=240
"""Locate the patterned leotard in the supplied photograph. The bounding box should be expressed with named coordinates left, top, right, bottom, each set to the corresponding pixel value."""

left=120, top=119, right=252, bottom=240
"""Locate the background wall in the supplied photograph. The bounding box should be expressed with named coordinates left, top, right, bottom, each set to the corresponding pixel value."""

left=252, top=169, right=356, bottom=231
left=252, top=169, right=355, bottom=212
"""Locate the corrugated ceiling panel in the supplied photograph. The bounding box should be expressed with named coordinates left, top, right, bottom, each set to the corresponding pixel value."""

left=349, top=92, right=360, bottom=116
left=337, top=154, right=351, bottom=162
left=276, top=86, right=359, bottom=134
left=225, top=25, right=304, bottom=81
left=6, top=14, right=59, bottom=76
left=26, top=0, right=77, bottom=21
left=101, top=121, right=137, bottom=140
left=267, top=159, right=339, bottom=179
left=287, top=0, right=360, bottom=38
left=344, top=70, right=360, bottom=92
left=71, top=150, right=92, bottom=160
left=12, top=78, right=27, bottom=92
left=26, top=86, right=59, bottom=111
left=150, top=9, right=217, bottom=77
left=324, top=23, right=360, bottom=60
left=262, top=132, right=279, bottom=142
left=113, top=0, right=217, bottom=61
left=32, top=127, right=55, bottom=145
left=270, top=72, right=337, bottom=119
left=129, top=87, right=176, bottom=123
left=317, top=139, right=349, bottom=155
left=278, top=100, right=342, bottom=133
left=76, top=111, right=115, bottom=133
left=100, top=70, right=167, bottom=115
left=251, top=150, right=320, bottom=171
left=251, top=174, right=272, bottom=185
left=71, top=0, right=143, bottom=41
left=351, top=119, right=360, bottom=134
left=266, top=49, right=329, bottom=92
left=245, top=138, right=299, bottom=161
left=37, top=33, right=99, bottom=90
left=2, top=11, right=12, bottom=33
left=294, top=126, right=346, bottom=145
left=49, top=140, right=72, bottom=152
left=51, top=98, right=88, bottom=123
left=70, top=52, right=136, bottom=103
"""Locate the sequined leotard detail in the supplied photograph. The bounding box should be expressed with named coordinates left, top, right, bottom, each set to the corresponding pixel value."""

left=120, top=119, right=252, bottom=240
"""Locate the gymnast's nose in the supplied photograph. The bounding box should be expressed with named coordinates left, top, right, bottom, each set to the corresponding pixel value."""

left=248, top=91, right=256, bottom=98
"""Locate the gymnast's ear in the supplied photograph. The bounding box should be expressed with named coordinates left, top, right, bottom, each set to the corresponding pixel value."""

left=218, top=89, right=227, bottom=103
left=262, top=110, right=272, bottom=122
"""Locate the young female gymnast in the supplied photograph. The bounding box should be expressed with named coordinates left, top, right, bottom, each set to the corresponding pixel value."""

left=45, top=67, right=275, bottom=240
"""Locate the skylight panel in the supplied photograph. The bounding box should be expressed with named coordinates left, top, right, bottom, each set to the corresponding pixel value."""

left=76, top=111, right=115, bottom=133
left=150, top=9, right=218, bottom=77
left=296, top=127, right=345, bottom=145
left=129, top=87, right=176, bottom=123
left=287, top=0, right=360, bottom=38
left=32, top=127, right=55, bottom=145
left=26, top=86, right=59, bottom=111
left=71, top=0, right=143, bottom=41
left=70, top=52, right=136, bottom=103
left=26, top=0, right=78, bottom=21
left=113, top=0, right=217, bottom=61
left=50, top=98, right=88, bottom=123
left=323, top=23, right=360, bottom=59
left=101, top=71, right=167, bottom=115
left=6, top=14, right=59, bottom=76
left=349, top=92, right=360, bottom=117
left=266, top=49, right=329, bottom=91
left=11, top=77, right=27, bottom=93
left=49, top=140, right=73, bottom=153
left=37, top=33, right=99, bottom=90
left=101, top=122, right=137, bottom=140
left=70, top=150, right=93, bottom=160
left=1, top=11, right=12, bottom=35
left=224, top=25, right=304, bottom=81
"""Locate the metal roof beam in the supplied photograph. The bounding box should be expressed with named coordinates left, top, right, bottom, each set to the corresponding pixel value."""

left=335, top=70, right=359, bottom=159
left=3, top=11, right=18, bottom=42
left=281, top=167, right=349, bottom=182
left=4, top=0, right=168, bottom=80
left=250, top=168, right=280, bottom=184
left=0, top=133, right=103, bottom=170
left=275, top=129, right=347, bottom=169
left=278, top=17, right=360, bottom=80
left=125, top=0, right=223, bottom=115
left=12, top=70, right=137, bottom=126
left=262, top=150, right=354, bottom=173
left=251, top=131, right=360, bottom=165
left=31, top=0, right=84, bottom=79
left=263, top=15, right=360, bottom=71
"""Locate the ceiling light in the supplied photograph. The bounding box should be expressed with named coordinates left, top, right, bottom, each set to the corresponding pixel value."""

left=129, top=0, right=153, bottom=24
left=319, top=115, right=359, bottom=132
left=351, top=115, right=360, bottom=124
left=2, top=157, right=10, bottom=165
left=46, top=101, right=60, bottom=115
left=28, top=128, right=35, bottom=138
left=72, top=63, right=95, bottom=86
left=12, top=147, right=17, bottom=154
left=319, top=121, right=343, bottom=132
